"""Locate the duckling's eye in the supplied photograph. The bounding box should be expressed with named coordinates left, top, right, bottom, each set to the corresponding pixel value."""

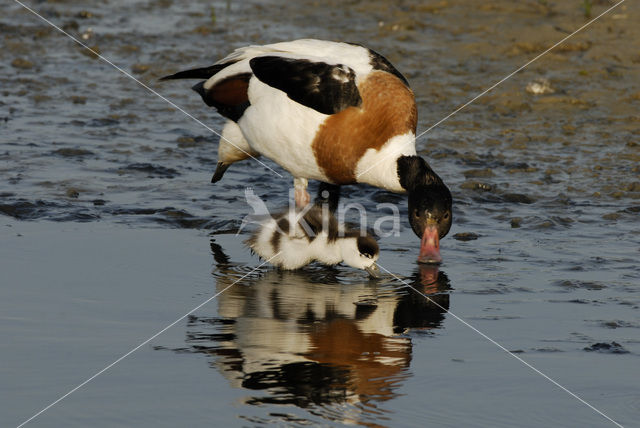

left=443, top=212, right=450, bottom=220
left=414, top=209, right=420, bottom=218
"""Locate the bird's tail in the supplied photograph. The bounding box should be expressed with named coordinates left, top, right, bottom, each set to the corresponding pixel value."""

left=159, top=62, right=233, bottom=81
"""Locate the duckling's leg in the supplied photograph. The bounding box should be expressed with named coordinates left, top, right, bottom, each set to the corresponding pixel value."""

left=315, top=182, right=340, bottom=213
left=293, top=177, right=310, bottom=208
left=212, top=121, right=258, bottom=183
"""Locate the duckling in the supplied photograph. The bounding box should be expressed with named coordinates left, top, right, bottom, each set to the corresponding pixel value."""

left=245, top=205, right=380, bottom=277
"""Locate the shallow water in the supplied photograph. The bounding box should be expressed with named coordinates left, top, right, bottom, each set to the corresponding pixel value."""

left=1, top=0, right=639, bottom=427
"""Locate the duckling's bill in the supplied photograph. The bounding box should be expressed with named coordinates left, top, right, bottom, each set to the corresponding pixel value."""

left=365, top=264, right=380, bottom=278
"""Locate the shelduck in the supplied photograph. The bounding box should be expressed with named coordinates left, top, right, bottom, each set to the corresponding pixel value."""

left=246, top=205, right=380, bottom=276
left=162, top=39, right=452, bottom=263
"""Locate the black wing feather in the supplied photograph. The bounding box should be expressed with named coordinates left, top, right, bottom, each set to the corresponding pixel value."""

left=249, top=56, right=362, bottom=115
left=367, top=48, right=409, bottom=86
left=346, top=43, right=410, bottom=87
left=159, top=61, right=237, bottom=81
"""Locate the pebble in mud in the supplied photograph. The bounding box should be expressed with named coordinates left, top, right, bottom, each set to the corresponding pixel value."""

left=554, top=280, right=607, bottom=290
left=460, top=181, right=493, bottom=192
left=79, top=45, right=100, bottom=59
left=501, top=193, right=535, bottom=204
left=463, top=168, right=494, bottom=178
left=583, top=342, right=629, bottom=354
left=625, top=182, right=640, bottom=192
left=525, top=78, right=555, bottom=95
left=121, top=163, right=180, bottom=178
left=62, top=20, right=79, bottom=32
left=66, top=188, right=80, bottom=198
left=602, top=212, right=622, bottom=220
left=77, top=10, right=94, bottom=19
left=453, top=232, right=479, bottom=241
left=11, top=58, right=34, bottom=69
left=53, top=148, right=94, bottom=158
left=176, top=136, right=212, bottom=148
left=131, top=64, right=151, bottom=74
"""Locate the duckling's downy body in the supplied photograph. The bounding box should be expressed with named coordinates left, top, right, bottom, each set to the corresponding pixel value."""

left=246, top=205, right=379, bottom=275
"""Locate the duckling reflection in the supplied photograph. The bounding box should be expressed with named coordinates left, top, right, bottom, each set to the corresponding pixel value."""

left=176, top=241, right=452, bottom=423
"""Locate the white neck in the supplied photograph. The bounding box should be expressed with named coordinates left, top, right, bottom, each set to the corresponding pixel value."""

left=336, top=237, right=364, bottom=269
left=336, top=238, right=354, bottom=260
left=354, top=132, right=416, bottom=193
left=310, top=234, right=344, bottom=266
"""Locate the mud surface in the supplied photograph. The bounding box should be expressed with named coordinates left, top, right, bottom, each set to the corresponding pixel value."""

left=1, top=0, right=639, bottom=427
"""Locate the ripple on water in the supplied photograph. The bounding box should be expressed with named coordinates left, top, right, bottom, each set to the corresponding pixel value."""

left=120, top=163, right=181, bottom=178
left=583, top=342, right=630, bottom=354
left=52, top=148, right=95, bottom=158
left=0, top=199, right=77, bottom=220
left=552, top=280, right=608, bottom=291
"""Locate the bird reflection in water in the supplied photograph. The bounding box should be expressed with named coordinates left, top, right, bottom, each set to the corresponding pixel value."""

left=172, top=240, right=452, bottom=425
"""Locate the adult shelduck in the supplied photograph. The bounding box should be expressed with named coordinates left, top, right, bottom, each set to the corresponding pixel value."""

left=161, top=39, right=452, bottom=263
left=246, top=205, right=380, bottom=276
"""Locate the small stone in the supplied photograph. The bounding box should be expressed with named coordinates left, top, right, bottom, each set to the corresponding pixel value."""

left=62, top=21, right=79, bottom=32
left=625, top=182, right=640, bottom=192
left=502, top=193, right=535, bottom=204
left=460, top=181, right=493, bottom=191
left=53, top=148, right=93, bottom=157
left=131, top=64, right=150, bottom=74
left=33, top=94, right=51, bottom=103
left=526, top=78, right=555, bottom=95
left=453, top=232, right=479, bottom=241
left=177, top=136, right=195, bottom=146
left=562, top=124, right=576, bottom=135
left=583, top=342, right=629, bottom=354
left=119, top=45, right=140, bottom=54
left=537, top=220, right=554, bottom=228
left=66, top=188, right=80, bottom=198
left=79, top=45, right=100, bottom=59
left=81, top=27, right=94, bottom=40
left=12, top=58, right=34, bottom=69
left=464, top=168, right=494, bottom=178
left=193, top=25, right=214, bottom=35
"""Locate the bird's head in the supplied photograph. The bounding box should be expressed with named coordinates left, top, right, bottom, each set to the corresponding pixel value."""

left=398, top=155, right=452, bottom=264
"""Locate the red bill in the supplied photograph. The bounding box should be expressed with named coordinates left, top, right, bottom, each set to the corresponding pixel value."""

left=418, top=226, right=442, bottom=264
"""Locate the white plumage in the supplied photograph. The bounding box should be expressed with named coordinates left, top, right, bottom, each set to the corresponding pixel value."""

left=245, top=205, right=379, bottom=276
left=162, top=39, right=453, bottom=263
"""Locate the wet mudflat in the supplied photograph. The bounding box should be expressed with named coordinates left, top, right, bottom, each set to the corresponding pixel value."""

left=1, top=0, right=639, bottom=427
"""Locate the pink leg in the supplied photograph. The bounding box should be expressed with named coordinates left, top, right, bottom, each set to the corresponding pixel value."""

left=293, top=178, right=310, bottom=208
left=294, top=188, right=311, bottom=208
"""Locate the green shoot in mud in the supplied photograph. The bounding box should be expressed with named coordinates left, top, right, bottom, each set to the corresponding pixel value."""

left=583, top=0, right=593, bottom=18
